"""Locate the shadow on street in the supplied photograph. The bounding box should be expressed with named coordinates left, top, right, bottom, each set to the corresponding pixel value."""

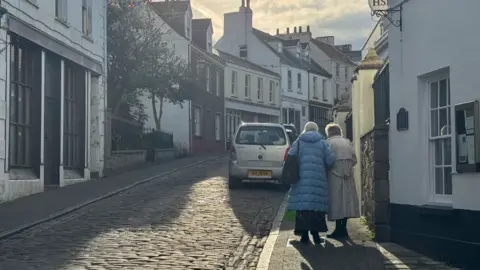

left=227, top=182, right=286, bottom=237
left=0, top=159, right=224, bottom=270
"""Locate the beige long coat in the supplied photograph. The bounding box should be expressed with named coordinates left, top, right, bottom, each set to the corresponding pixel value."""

left=326, top=135, right=360, bottom=221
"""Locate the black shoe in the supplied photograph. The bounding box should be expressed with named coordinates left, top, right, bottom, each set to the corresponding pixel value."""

left=311, top=233, right=322, bottom=245
left=326, top=230, right=342, bottom=239
left=300, top=233, right=310, bottom=244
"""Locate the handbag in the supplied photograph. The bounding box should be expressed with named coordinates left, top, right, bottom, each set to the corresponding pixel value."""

left=280, top=140, right=301, bottom=184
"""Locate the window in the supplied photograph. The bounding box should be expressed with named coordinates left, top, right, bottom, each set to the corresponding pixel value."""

left=208, top=42, right=212, bottom=53
left=429, top=77, right=452, bottom=198
left=216, top=70, right=220, bottom=96
left=257, top=78, right=263, bottom=101
left=9, top=37, right=38, bottom=169
left=302, top=106, right=306, bottom=117
left=82, top=0, right=93, bottom=36
left=269, top=80, right=275, bottom=103
left=297, top=73, right=302, bottom=91
left=335, top=63, right=340, bottom=77
left=215, top=114, right=221, bottom=140
left=55, top=0, right=67, bottom=22
left=64, top=63, right=85, bottom=170
left=245, top=74, right=251, bottom=98
left=231, top=71, right=237, bottom=95
left=313, top=76, right=318, bottom=98
left=345, top=66, right=349, bottom=81
left=194, top=107, right=201, bottom=136
left=335, top=84, right=340, bottom=99
left=287, top=70, right=292, bottom=91
left=235, top=126, right=287, bottom=146
left=206, top=64, right=210, bottom=92
left=322, top=79, right=327, bottom=101
left=239, top=45, right=248, bottom=58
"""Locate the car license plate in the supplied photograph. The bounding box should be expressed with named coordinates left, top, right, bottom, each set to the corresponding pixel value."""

left=248, top=170, right=272, bottom=177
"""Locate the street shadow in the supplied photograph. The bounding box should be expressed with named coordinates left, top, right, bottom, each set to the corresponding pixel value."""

left=227, top=182, right=286, bottom=237
left=290, top=236, right=386, bottom=270
left=0, top=159, right=225, bottom=270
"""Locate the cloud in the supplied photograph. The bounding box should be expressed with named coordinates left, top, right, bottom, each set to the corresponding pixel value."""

left=191, top=0, right=377, bottom=49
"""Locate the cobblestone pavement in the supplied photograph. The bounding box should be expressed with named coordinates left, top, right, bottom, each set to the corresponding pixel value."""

left=0, top=159, right=285, bottom=270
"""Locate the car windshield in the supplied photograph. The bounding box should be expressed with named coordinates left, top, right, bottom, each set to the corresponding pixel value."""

left=235, top=126, right=287, bottom=146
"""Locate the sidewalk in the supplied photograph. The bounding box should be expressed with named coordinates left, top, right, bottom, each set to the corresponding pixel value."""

left=0, top=154, right=221, bottom=239
left=260, top=205, right=462, bottom=270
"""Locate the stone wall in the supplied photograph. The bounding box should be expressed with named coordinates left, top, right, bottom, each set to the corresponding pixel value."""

left=360, top=125, right=390, bottom=241
left=104, top=150, right=146, bottom=175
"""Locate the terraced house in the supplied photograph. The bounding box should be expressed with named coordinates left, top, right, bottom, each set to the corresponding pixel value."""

left=0, top=0, right=107, bottom=202
left=144, top=1, right=225, bottom=155
left=215, top=0, right=312, bottom=132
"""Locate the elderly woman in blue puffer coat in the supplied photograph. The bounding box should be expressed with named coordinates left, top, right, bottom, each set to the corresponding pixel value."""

left=287, top=121, right=336, bottom=245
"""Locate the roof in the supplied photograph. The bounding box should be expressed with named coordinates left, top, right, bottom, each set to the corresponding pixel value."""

left=252, top=28, right=303, bottom=69
left=216, top=50, right=279, bottom=77
left=149, top=1, right=190, bottom=38
left=192, top=18, right=211, bottom=32
left=191, top=43, right=225, bottom=66
left=311, top=38, right=356, bottom=66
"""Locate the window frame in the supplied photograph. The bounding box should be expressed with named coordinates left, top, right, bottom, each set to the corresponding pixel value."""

left=287, top=70, right=292, bottom=91
left=335, top=63, right=340, bottom=77
left=244, top=74, right=251, bottom=98
left=297, top=73, right=302, bottom=91
left=257, top=77, right=263, bottom=101
left=55, top=0, right=68, bottom=23
left=313, top=76, right=318, bottom=98
left=215, top=113, right=221, bottom=140
left=322, top=79, right=327, bottom=101
left=216, top=70, right=220, bottom=96
left=231, top=70, right=237, bottom=96
left=335, top=83, right=340, bottom=99
left=194, top=107, right=201, bottom=136
left=428, top=75, right=452, bottom=203
left=82, top=0, right=93, bottom=37
left=269, top=80, right=275, bottom=103
left=205, top=64, right=210, bottom=92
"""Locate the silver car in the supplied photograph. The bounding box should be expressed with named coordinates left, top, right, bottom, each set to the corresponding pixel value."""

left=228, top=123, right=292, bottom=189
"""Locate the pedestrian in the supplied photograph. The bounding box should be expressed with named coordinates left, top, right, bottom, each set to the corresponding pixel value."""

left=324, top=123, right=360, bottom=239
left=287, top=121, right=336, bottom=245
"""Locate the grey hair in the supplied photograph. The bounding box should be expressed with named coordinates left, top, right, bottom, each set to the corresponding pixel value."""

left=325, top=123, right=343, bottom=137
left=303, top=121, right=319, bottom=133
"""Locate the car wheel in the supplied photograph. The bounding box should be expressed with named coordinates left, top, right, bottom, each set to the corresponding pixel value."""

left=228, top=176, right=242, bottom=189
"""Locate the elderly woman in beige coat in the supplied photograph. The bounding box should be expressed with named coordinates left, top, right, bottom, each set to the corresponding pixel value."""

left=324, top=123, right=360, bottom=238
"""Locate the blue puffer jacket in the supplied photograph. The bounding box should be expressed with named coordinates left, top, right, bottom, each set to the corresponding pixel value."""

left=287, top=131, right=336, bottom=212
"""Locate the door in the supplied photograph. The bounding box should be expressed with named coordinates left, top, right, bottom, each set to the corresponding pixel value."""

left=43, top=54, right=61, bottom=187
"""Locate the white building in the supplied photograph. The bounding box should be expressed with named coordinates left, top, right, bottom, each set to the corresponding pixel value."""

left=215, top=1, right=309, bottom=132
left=217, top=50, right=281, bottom=145
left=140, top=1, right=193, bottom=155
left=360, top=19, right=388, bottom=61
left=0, top=0, right=107, bottom=202
left=388, top=0, right=480, bottom=268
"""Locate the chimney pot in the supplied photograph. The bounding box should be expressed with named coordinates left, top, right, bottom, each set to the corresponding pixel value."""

left=307, top=25, right=310, bottom=32
left=294, top=26, right=297, bottom=33
left=286, top=27, right=289, bottom=34
left=299, top=26, right=302, bottom=33
left=276, top=28, right=279, bottom=35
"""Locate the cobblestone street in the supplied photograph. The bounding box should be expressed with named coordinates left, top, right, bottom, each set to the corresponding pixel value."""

left=0, top=159, right=285, bottom=270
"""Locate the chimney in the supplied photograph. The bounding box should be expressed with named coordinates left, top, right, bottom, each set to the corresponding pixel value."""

left=294, top=26, right=297, bottom=33
left=306, top=25, right=310, bottom=32
left=286, top=27, right=289, bottom=34
left=299, top=26, right=302, bottom=33
left=241, top=0, right=244, bottom=7
left=276, top=28, right=279, bottom=35
left=246, top=0, right=250, bottom=8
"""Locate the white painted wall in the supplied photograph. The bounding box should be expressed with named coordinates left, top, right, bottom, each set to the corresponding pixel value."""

left=0, top=0, right=107, bottom=202
left=309, top=73, right=332, bottom=104
left=389, top=0, right=480, bottom=210
left=138, top=5, right=191, bottom=153
left=224, top=63, right=280, bottom=110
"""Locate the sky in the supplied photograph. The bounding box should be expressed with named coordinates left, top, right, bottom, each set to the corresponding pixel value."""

left=190, top=0, right=378, bottom=50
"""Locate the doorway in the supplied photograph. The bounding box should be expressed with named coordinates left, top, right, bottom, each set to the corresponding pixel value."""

left=43, top=53, right=61, bottom=187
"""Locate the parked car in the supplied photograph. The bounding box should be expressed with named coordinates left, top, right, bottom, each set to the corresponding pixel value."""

left=228, top=123, right=291, bottom=189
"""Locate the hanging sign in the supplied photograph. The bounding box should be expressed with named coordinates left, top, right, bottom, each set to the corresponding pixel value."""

left=368, top=0, right=389, bottom=12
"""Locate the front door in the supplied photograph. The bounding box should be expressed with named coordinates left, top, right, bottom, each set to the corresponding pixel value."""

left=43, top=53, right=61, bottom=187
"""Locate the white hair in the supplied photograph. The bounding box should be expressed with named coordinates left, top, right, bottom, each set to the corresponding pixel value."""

left=303, top=121, right=319, bottom=133
left=325, top=123, right=343, bottom=137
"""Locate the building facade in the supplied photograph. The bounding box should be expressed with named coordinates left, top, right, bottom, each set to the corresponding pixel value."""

left=388, top=0, right=480, bottom=268
left=218, top=50, right=280, bottom=147
left=215, top=1, right=309, bottom=132
left=0, top=0, right=107, bottom=202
